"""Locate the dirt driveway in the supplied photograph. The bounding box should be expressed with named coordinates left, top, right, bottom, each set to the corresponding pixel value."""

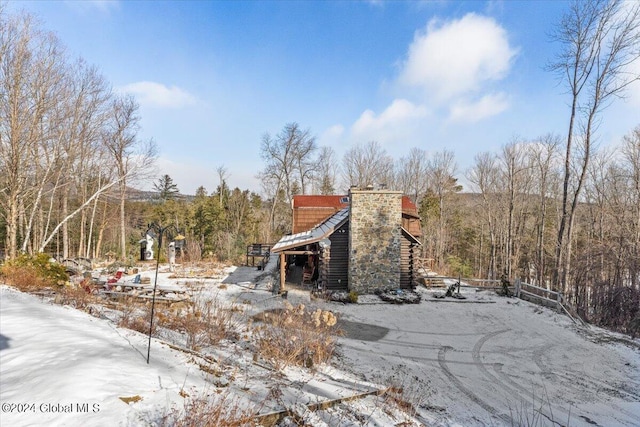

left=330, top=290, right=640, bottom=426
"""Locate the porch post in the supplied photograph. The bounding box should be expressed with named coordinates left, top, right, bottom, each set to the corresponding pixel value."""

left=280, top=252, right=286, bottom=293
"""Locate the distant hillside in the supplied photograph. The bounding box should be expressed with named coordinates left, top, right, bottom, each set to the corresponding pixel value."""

left=125, top=187, right=195, bottom=203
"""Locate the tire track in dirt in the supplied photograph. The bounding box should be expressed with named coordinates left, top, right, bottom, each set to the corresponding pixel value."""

left=493, top=363, right=542, bottom=396
left=378, top=338, right=442, bottom=350
left=470, top=330, right=537, bottom=412
left=474, top=330, right=575, bottom=427
left=437, top=345, right=510, bottom=423
left=471, top=330, right=510, bottom=379
left=387, top=328, right=483, bottom=337
left=340, top=342, right=491, bottom=366
left=533, top=344, right=557, bottom=381
left=533, top=345, right=640, bottom=402
left=471, top=329, right=531, bottom=399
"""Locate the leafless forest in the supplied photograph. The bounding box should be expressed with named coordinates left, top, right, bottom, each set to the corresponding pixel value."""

left=1, top=1, right=639, bottom=335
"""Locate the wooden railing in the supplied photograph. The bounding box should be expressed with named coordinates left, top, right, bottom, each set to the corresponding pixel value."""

left=514, top=279, right=587, bottom=327
left=246, top=243, right=272, bottom=269
left=514, top=279, right=561, bottom=309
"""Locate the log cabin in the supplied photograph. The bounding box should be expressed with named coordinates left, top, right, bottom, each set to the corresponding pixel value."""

left=271, top=188, right=422, bottom=293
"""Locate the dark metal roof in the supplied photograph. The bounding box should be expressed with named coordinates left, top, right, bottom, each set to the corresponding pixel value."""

left=272, top=207, right=349, bottom=253
left=401, top=227, right=422, bottom=244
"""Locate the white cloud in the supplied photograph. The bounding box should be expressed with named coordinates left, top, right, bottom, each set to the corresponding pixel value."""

left=448, top=92, right=510, bottom=123
left=318, top=124, right=345, bottom=148
left=119, top=81, right=197, bottom=109
left=339, top=13, right=516, bottom=153
left=349, top=99, right=429, bottom=146
left=399, top=13, right=517, bottom=103
left=352, top=99, right=428, bottom=136
left=323, top=124, right=345, bottom=139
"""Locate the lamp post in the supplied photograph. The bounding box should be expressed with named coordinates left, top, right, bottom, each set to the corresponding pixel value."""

left=145, top=223, right=184, bottom=364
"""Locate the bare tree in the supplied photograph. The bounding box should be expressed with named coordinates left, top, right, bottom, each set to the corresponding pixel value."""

left=0, top=11, right=67, bottom=259
left=528, top=134, right=561, bottom=287
left=103, top=95, right=156, bottom=260
left=426, top=150, right=459, bottom=269
left=293, top=130, right=317, bottom=194
left=259, top=123, right=316, bottom=238
left=499, top=140, right=533, bottom=279
left=216, top=164, right=229, bottom=207
left=341, top=141, right=394, bottom=189
left=622, top=126, right=640, bottom=253
left=259, top=123, right=316, bottom=201
left=549, top=0, right=640, bottom=291
left=313, top=146, right=338, bottom=194
left=467, top=152, right=501, bottom=279
left=396, top=147, right=429, bottom=203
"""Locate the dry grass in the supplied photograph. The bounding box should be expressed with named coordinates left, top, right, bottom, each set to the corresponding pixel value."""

left=252, top=302, right=341, bottom=370
left=157, top=307, right=210, bottom=351
left=110, top=290, right=244, bottom=352
left=508, top=387, right=572, bottom=427
left=154, top=391, right=257, bottom=427
left=154, top=294, right=244, bottom=351
left=54, top=284, right=98, bottom=310
left=1, top=265, right=55, bottom=292
left=117, top=299, right=155, bottom=335
left=1, top=258, right=102, bottom=311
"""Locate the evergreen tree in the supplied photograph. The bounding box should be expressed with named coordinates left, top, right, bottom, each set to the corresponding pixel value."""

left=153, top=174, right=180, bottom=201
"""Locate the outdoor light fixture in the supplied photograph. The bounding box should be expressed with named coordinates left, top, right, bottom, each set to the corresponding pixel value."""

left=144, top=222, right=184, bottom=364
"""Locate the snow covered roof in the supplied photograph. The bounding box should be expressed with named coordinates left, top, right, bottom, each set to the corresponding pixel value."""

left=272, top=207, right=349, bottom=253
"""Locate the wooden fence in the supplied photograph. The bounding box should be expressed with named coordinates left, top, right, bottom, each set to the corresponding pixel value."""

left=514, top=279, right=562, bottom=310
left=514, top=279, right=587, bottom=326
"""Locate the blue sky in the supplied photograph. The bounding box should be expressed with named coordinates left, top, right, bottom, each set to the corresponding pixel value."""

left=9, top=0, right=640, bottom=195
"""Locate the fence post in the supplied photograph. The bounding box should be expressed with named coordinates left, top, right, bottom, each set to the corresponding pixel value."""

left=514, top=278, right=521, bottom=299
left=557, top=291, right=562, bottom=313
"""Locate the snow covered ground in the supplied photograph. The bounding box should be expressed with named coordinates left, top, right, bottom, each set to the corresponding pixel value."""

left=331, top=286, right=640, bottom=426
left=1, top=261, right=639, bottom=427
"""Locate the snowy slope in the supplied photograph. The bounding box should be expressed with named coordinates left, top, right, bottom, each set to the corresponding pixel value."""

left=0, top=286, right=210, bottom=426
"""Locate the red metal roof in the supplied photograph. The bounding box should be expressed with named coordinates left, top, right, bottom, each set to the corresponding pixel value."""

left=402, top=196, right=418, bottom=212
left=292, top=195, right=348, bottom=209
left=293, top=194, right=419, bottom=214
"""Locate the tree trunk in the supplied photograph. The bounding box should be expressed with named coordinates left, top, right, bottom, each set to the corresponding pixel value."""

left=119, top=180, right=127, bottom=261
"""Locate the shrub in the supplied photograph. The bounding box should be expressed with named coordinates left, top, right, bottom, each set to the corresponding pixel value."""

left=56, top=284, right=96, bottom=310
left=118, top=300, right=155, bottom=335
left=158, top=307, right=210, bottom=351
left=0, top=253, right=68, bottom=291
left=152, top=391, right=257, bottom=427
left=347, top=291, right=359, bottom=303
left=253, top=302, right=340, bottom=370
left=134, top=386, right=260, bottom=427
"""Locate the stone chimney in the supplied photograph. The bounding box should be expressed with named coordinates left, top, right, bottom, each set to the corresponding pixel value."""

left=348, top=188, right=403, bottom=293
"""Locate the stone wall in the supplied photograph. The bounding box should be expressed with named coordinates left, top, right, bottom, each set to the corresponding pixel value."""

left=348, top=189, right=403, bottom=293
